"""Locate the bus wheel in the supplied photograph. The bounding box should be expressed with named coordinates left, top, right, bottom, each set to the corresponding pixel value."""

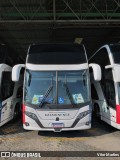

left=94, top=103, right=100, bottom=119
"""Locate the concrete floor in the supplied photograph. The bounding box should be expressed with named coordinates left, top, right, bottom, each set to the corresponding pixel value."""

left=0, top=117, right=120, bottom=160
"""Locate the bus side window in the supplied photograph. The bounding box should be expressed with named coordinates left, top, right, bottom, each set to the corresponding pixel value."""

left=104, top=69, right=116, bottom=109
left=1, top=71, right=14, bottom=100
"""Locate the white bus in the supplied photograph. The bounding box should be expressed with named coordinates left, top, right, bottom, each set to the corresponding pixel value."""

left=12, top=44, right=101, bottom=132
left=0, top=64, right=23, bottom=127
left=89, top=44, right=120, bottom=129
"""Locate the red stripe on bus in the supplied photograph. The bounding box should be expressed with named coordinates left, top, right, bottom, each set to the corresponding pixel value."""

left=22, top=104, right=26, bottom=124
left=116, top=105, right=120, bottom=124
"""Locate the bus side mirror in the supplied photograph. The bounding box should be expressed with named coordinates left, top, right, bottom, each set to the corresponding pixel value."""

left=89, top=63, right=101, bottom=81
left=12, top=64, right=25, bottom=82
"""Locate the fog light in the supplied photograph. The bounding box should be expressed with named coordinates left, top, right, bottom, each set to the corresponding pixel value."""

left=25, top=122, right=30, bottom=126
left=86, top=121, right=90, bottom=125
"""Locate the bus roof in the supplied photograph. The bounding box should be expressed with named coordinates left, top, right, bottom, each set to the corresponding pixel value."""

left=27, top=43, right=87, bottom=65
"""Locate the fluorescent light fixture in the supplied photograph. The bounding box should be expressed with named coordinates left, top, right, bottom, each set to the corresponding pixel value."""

left=74, top=38, right=83, bottom=44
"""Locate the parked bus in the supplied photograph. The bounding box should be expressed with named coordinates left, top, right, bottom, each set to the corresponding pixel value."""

left=12, top=44, right=101, bottom=132
left=0, top=64, right=23, bottom=127
left=89, top=43, right=120, bottom=129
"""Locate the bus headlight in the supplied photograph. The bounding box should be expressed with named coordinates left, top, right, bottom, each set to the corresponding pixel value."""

left=25, top=111, right=44, bottom=128
left=25, top=111, right=38, bottom=120
left=77, top=110, right=91, bottom=120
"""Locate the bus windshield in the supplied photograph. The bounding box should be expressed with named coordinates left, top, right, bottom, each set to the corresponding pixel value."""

left=24, top=69, right=90, bottom=108
left=110, top=45, right=120, bottom=64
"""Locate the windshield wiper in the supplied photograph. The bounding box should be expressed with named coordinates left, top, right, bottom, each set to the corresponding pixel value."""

left=39, top=85, right=53, bottom=108
left=64, top=83, right=75, bottom=107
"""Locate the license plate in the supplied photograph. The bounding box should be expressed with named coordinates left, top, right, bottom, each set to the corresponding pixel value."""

left=52, top=123, right=64, bottom=128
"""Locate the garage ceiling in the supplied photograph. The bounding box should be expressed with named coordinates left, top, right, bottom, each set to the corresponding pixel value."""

left=0, top=0, right=120, bottom=62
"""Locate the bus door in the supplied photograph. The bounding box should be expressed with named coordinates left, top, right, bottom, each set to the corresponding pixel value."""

left=0, top=71, right=14, bottom=123
left=102, top=79, right=116, bottom=123
left=1, top=98, right=12, bottom=123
